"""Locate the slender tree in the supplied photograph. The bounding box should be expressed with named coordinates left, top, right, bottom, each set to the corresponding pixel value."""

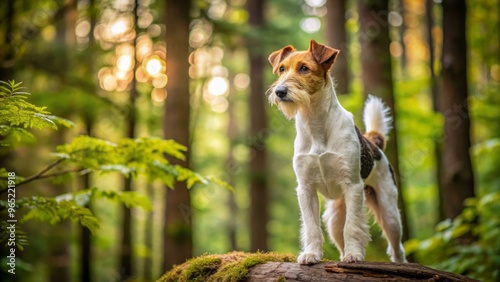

left=80, top=1, right=98, bottom=281
left=440, top=0, right=475, bottom=219
left=120, top=0, right=139, bottom=278
left=0, top=0, right=15, bottom=82
left=247, top=0, right=269, bottom=252
left=357, top=0, right=410, bottom=243
left=424, top=0, right=446, bottom=222
left=163, top=0, right=193, bottom=271
left=226, top=73, right=238, bottom=251
left=326, top=0, right=350, bottom=94
left=48, top=1, right=77, bottom=279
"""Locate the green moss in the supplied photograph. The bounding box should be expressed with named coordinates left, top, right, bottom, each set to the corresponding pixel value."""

left=275, top=275, right=287, bottom=282
left=158, top=252, right=296, bottom=282
left=209, top=252, right=295, bottom=282
left=180, top=256, right=221, bottom=282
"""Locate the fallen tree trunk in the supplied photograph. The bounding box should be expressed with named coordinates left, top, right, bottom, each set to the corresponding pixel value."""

left=248, top=261, right=477, bottom=282
left=158, top=252, right=478, bottom=282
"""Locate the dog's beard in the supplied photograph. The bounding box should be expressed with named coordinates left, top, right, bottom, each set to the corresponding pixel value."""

left=268, top=87, right=311, bottom=120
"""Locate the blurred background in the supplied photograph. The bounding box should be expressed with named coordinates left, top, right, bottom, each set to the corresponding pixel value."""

left=0, top=0, right=499, bottom=281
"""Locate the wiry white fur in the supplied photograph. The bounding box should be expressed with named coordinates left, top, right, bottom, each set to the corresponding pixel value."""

left=270, top=73, right=407, bottom=265
left=363, top=94, right=393, bottom=137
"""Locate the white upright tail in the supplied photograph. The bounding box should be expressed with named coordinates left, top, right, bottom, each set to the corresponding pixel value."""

left=363, top=95, right=393, bottom=138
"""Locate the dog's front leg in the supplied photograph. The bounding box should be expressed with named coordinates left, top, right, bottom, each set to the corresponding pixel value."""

left=296, top=186, right=324, bottom=265
left=342, top=182, right=370, bottom=262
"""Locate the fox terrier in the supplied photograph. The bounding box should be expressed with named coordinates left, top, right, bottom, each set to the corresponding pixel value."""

left=267, top=40, right=407, bottom=264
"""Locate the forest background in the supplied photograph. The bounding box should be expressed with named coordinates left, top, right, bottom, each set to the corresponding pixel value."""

left=0, top=0, right=499, bottom=281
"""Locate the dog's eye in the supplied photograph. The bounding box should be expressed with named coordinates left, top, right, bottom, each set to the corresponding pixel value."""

left=279, top=66, right=285, bottom=72
left=299, top=65, right=309, bottom=73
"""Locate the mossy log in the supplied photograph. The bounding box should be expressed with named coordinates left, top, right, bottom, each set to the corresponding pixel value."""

left=158, top=252, right=478, bottom=282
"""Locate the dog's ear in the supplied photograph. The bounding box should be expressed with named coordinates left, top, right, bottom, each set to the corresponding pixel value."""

left=268, top=45, right=295, bottom=73
left=308, top=39, right=340, bottom=72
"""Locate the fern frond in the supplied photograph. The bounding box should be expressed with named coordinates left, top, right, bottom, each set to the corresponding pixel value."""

left=0, top=80, right=74, bottom=139
left=18, top=196, right=100, bottom=234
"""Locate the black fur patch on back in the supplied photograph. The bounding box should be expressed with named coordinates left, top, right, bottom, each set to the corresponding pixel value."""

left=356, top=127, right=382, bottom=179
left=389, top=164, right=397, bottom=185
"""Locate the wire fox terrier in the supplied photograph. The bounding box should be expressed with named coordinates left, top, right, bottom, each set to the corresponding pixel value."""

left=268, top=40, right=407, bottom=264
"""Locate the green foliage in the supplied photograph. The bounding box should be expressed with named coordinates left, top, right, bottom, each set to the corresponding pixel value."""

left=0, top=80, right=230, bottom=255
left=0, top=220, right=28, bottom=251
left=159, top=252, right=296, bottom=282
left=0, top=80, right=73, bottom=146
left=405, top=192, right=500, bottom=282
left=55, top=135, right=228, bottom=189
left=16, top=188, right=153, bottom=236
left=19, top=196, right=100, bottom=235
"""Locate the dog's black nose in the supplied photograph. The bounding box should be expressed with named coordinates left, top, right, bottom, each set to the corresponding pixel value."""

left=275, top=86, right=288, bottom=98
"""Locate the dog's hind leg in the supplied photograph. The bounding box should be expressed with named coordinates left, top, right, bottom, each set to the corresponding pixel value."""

left=342, top=182, right=371, bottom=262
left=365, top=161, right=407, bottom=263
left=322, top=198, right=346, bottom=260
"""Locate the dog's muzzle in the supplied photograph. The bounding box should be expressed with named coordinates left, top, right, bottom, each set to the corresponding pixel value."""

left=275, top=85, right=289, bottom=100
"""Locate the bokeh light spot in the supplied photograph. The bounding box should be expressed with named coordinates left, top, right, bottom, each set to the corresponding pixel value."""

left=145, top=57, right=163, bottom=76
left=208, top=77, right=229, bottom=96
left=300, top=17, right=321, bottom=33
left=234, top=73, right=250, bottom=91
left=152, top=88, right=167, bottom=103
left=152, top=74, right=169, bottom=88
left=76, top=20, right=91, bottom=37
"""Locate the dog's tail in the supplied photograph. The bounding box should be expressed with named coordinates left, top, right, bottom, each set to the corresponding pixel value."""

left=363, top=95, right=393, bottom=150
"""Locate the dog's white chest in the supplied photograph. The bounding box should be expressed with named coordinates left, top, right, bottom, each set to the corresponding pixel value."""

left=293, top=152, right=344, bottom=199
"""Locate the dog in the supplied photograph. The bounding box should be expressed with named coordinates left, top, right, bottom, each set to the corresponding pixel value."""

left=267, top=40, right=407, bottom=265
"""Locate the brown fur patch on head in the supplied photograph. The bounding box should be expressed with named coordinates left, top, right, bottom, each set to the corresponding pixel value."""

left=268, top=45, right=296, bottom=73
left=276, top=50, right=328, bottom=95
left=308, top=39, right=340, bottom=73
left=364, top=131, right=386, bottom=150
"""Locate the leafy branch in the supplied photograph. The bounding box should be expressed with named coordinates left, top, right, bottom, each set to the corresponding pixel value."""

left=0, top=80, right=232, bottom=250
left=0, top=80, right=74, bottom=145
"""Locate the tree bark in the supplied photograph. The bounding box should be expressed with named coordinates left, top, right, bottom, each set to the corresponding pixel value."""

left=226, top=73, right=238, bottom=251
left=163, top=0, right=192, bottom=272
left=424, top=0, right=446, bottom=223
left=247, top=0, right=269, bottom=252
left=0, top=0, right=15, bottom=82
left=120, top=0, right=139, bottom=279
left=248, top=262, right=478, bottom=282
left=440, top=0, right=475, bottom=219
left=325, top=0, right=349, bottom=94
left=160, top=252, right=478, bottom=282
left=81, top=0, right=97, bottom=280
left=357, top=0, right=410, bottom=243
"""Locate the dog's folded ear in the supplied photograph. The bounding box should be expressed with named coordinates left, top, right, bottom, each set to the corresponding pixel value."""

left=268, top=45, right=295, bottom=73
left=308, top=40, right=340, bottom=72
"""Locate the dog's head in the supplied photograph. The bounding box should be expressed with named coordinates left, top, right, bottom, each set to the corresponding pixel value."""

left=267, top=40, right=339, bottom=119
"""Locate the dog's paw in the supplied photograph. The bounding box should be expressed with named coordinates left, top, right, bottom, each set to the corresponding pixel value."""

left=297, top=252, right=322, bottom=265
left=342, top=252, right=364, bottom=263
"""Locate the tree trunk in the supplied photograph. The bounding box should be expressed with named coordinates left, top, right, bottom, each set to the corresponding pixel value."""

left=49, top=1, right=77, bottom=280
left=226, top=73, right=238, bottom=251
left=0, top=0, right=15, bottom=82
left=247, top=0, right=269, bottom=253
left=143, top=184, right=155, bottom=281
left=440, top=0, right=475, bottom=219
left=163, top=0, right=192, bottom=272
left=325, top=0, right=349, bottom=94
left=81, top=1, right=97, bottom=280
left=397, top=1, right=407, bottom=70
left=120, top=0, right=139, bottom=279
left=424, top=0, right=446, bottom=222
left=357, top=0, right=410, bottom=243
left=159, top=252, right=478, bottom=282
left=248, top=262, right=478, bottom=282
